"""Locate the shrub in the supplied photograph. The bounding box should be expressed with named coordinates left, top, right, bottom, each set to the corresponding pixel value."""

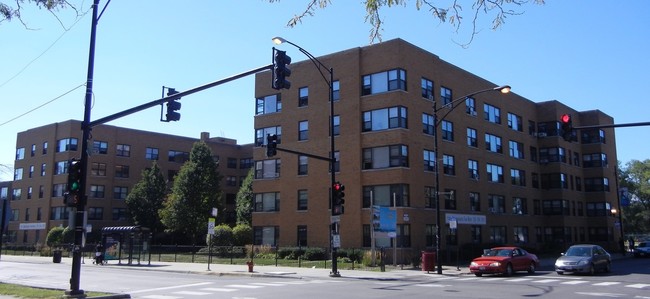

left=232, top=224, right=252, bottom=246
left=303, top=247, right=326, bottom=261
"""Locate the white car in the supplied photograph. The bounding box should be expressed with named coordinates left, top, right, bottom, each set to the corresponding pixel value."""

left=634, top=241, right=650, bottom=258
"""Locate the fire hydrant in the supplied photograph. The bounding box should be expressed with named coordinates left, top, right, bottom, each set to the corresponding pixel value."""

left=246, top=261, right=254, bottom=273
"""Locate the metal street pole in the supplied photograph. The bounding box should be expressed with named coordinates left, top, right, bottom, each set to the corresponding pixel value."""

left=272, top=37, right=339, bottom=277
left=432, top=85, right=510, bottom=274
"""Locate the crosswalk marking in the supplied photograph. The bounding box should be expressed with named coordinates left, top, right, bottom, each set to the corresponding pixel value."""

left=535, top=279, right=560, bottom=283
left=561, top=280, right=589, bottom=285
left=225, top=284, right=264, bottom=289
left=250, top=282, right=286, bottom=286
left=139, top=295, right=182, bottom=299
left=173, top=291, right=212, bottom=296
left=200, top=287, right=238, bottom=292
left=505, top=278, right=532, bottom=282
left=592, top=282, right=621, bottom=286
left=626, top=284, right=650, bottom=289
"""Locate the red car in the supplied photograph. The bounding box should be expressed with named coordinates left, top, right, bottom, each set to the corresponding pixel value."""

left=469, top=246, right=539, bottom=277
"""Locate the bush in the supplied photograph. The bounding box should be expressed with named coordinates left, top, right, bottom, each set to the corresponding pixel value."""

left=46, top=227, right=65, bottom=247
left=232, top=224, right=252, bottom=246
left=303, top=247, right=326, bottom=261
left=207, top=225, right=233, bottom=246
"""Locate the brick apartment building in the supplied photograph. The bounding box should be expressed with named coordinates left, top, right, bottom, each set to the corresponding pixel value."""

left=8, top=120, right=253, bottom=245
left=252, top=38, right=620, bottom=257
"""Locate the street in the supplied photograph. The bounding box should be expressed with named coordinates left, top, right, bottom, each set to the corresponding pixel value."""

left=1, top=255, right=649, bottom=298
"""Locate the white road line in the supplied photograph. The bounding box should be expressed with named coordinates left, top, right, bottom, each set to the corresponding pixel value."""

left=456, top=277, right=481, bottom=281
left=592, top=282, right=621, bottom=286
left=415, top=284, right=450, bottom=288
left=173, top=291, right=212, bottom=296
left=575, top=292, right=625, bottom=298
left=201, top=287, right=238, bottom=292
left=505, top=278, right=533, bottom=282
left=626, top=284, right=650, bottom=289
left=561, top=280, right=589, bottom=285
left=249, top=282, right=286, bottom=286
left=129, top=282, right=213, bottom=294
left=534, top=279, right=561, bottom=283
left=139, top=296, right=183, bottom=299
left=225, top=284, right=264, bottom=289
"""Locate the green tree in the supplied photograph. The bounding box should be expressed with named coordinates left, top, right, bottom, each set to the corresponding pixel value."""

left=235, top=168, right=254, bottom=226
left=232, top=223, right=253, bottom=246
left=0, top=0, right=80, bottom=25
left=125, top=161, right=167, bottom=234
left=270, top=0, right=544, bottom=45
left=619, top=159, right=650, bottom=234
left=45, top=226, right=64, bottom=247
left=159, top=141, right=222, bottom=244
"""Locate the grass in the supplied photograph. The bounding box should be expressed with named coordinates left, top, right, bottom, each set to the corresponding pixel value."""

left=0, top=283, right=112, bottom=299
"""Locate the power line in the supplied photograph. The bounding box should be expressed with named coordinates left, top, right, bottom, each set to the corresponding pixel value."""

left=0, top=83, right=86, bottom=127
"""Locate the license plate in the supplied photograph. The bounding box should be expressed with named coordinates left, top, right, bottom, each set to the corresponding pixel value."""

left=480, top=266, right=486, bottom=270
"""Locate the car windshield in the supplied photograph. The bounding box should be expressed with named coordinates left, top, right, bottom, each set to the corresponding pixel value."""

left=566, top=246, right=592, bottom=257
left=484, top=249, right=512, bottom=257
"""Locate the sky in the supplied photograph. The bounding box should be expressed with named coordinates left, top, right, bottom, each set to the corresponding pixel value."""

left=1, top=0, right=649, bottom=181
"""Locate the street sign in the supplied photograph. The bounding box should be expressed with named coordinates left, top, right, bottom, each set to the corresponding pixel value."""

left=332, top=234, right=341, bottom=248
left=207, top=217, right=215, bottom=235
left=331, top=215, right=341, bottom=224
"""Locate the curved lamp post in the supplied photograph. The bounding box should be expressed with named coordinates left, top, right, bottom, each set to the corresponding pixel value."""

left=272, top=37, right=340, bottom=277
left=433, top=85, right=511, bottom=274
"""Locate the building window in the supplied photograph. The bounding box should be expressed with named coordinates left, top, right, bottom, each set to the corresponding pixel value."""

left=240, top=158, right=254, bottom=169
left=423, top=149, right=436, bottom=172
left=467, top=128, right=478, bottom=147
left=361, top=68, right=406, bottom=95
left=298, top=120, right=309, bottom=141
left=490, top=226, right=507, bottom=244
left=27, top=187, right=32, bottom=199
left=469, top=192, right=480, bottom=212
left=298, top=155, right=308, bottom=175
left=543, top=200, right=569, bottom=215
left=56, top=138, right=78, bottom=152
left=298, top=87, right=308, bottom=107
left=255, top=126, right=282, bottom=146
left=583, top=153, right=608, bottom=168
left=444, top=189, right=456, bottom=209
left=297, top=190, right=308, bottom=211
left=584, top=177, right=610, bottom=192
left=91, top=162, right=107, bottom=176
left=362, top=184, right=409, bottom=207
left=333, top=115, right=340, bottom=136
left=424, top=186, right=436, bottom=208
left=256, top=94, right=281, bottom=115
left=581, top=128, right=606, bottom=144
left=507, top=113, right=523, bottom=132
left=425, top=224, right=436, bottom=247
left=397, top=224, right=411, bottom=247
left=442, top=154, right=455, bottom=175
left=41, top=163, right=46, bottom=176
left=92, top=141, right=108, bottom=154
left=90, top=185, right=105, bottom=198
left=168, top=150, right=189, bottom=163
left=146, top=147, right=159, bottom=160
left=226, top=158, right=237, bottom=169
left=512, top=197, right=527, bottom=215
left=468, top=160, right=479, bottom=180
left=466, top=97, right=476, bottom=115
left=422, top=113, right=434, bottom=135
left=51, top=184, right=65, bottom=197
left=253, top=226, right=279, bottom=246
left=37, top=208, right=42, bottom=220
left=510, top=168, right=526, bottom=186
left=421, top=78, right=434, bottom=100
left=441, top=120, right=453, bottom=141
left=440, top=86, right=452, bottom=105
left=50, top=207, right=69, bottom=220
left=88, top=207, right=103, bottom=220
left=38, top=185, right=44, bottom=198
left=485, top=133, right=502, bottom=153
left=255, top=159, right=281, bottom=179
left=471, top=225, right=482, bottom=243
left=486, top=163, right=504, bottom=183
left=15, top=148, right=25, bottom=160
left=14, top=168, right=23, bottom=181
left=513, top=226, right=528, bottom=243
left=483, top=104, right=501, bottom=124
left=226, top=176, right=237, bottom=186
left=116, top=144, right=131, bottom=157
left=42, top=142, right=48, bottom=155
left=29, top=165, right=34, bottom=178
left=332, top=80, right=340, bottom=101
left=297, top=225, right=308, bottom=247
left=509, top=140, right=524, bottom=159
left=446, top=226, right=457, bottom=245
left=113, top=187, right=128, bottom=200
left=362, top=145, right=408, bottom=169
left=55, top=161, right=67, bottom=175
left=488, top=194, right=505, bottom=214
left=586, top=202, right=611, bottom=217
left=112, top=208, right=127, bottom=221
left=541, top=173, right=568, bottom=189
left=363, top=106, right=408, bottom=132
left=539, top=147, right=566, bottom=163
left=115, top=165, right=130, bottom=178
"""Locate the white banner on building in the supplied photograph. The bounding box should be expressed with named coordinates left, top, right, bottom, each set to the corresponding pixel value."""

left=19, top=222, right=46, bottom=230
left=445, top=213, right=486, bottom=225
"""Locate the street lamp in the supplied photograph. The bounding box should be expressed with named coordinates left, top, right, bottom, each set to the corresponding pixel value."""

left=272, top=37, right=341, bottom=277
left=433, top=85, right=511, bottom=274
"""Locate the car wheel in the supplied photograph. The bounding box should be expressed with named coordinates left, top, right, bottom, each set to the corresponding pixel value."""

left=474, top=273, right=483, bottom=277
left=587, top=264, right=595, bottom=275
left=605, top=262, right=611, bottom=273
left=527, top=263, right=536, bottom=274
left=504, top=264, right=514, bottom=276
left=556, top=271, right=564, bottom=275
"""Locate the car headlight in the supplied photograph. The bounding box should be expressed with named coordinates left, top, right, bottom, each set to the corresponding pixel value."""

left=577, top=260, right=589, bottom=265
left=489, top=262, right=501, bottom=267
left=470, top=262, right=479, bottom=267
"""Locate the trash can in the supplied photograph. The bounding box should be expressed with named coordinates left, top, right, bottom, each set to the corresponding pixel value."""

left=421, top=251, right=436, bottom=272
left=53, top=250, right=62, bottom=263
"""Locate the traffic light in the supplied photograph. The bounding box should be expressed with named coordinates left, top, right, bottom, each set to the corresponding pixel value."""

left=332, top=182, right=345, bottom=215
left=272, top=48, right=291, bottom=90
left=560, top=113, right=573, bottom=141
left=266, top=134, right=278, bottom=157
left=64, top=159, right=82, bottom=207
left=165, top=88, right=181, bottom=122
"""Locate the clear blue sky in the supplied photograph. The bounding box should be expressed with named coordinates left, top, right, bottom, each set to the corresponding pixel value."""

left=2, top=1, right=649, bottom=181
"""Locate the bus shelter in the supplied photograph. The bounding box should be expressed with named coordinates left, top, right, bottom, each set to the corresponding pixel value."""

left=100, top=226, right=151, bottom=265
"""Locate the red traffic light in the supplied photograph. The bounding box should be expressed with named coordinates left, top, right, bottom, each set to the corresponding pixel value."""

left=333, top=183, right=342, bottom=191
left=561, top=114, right=571, bottom=124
